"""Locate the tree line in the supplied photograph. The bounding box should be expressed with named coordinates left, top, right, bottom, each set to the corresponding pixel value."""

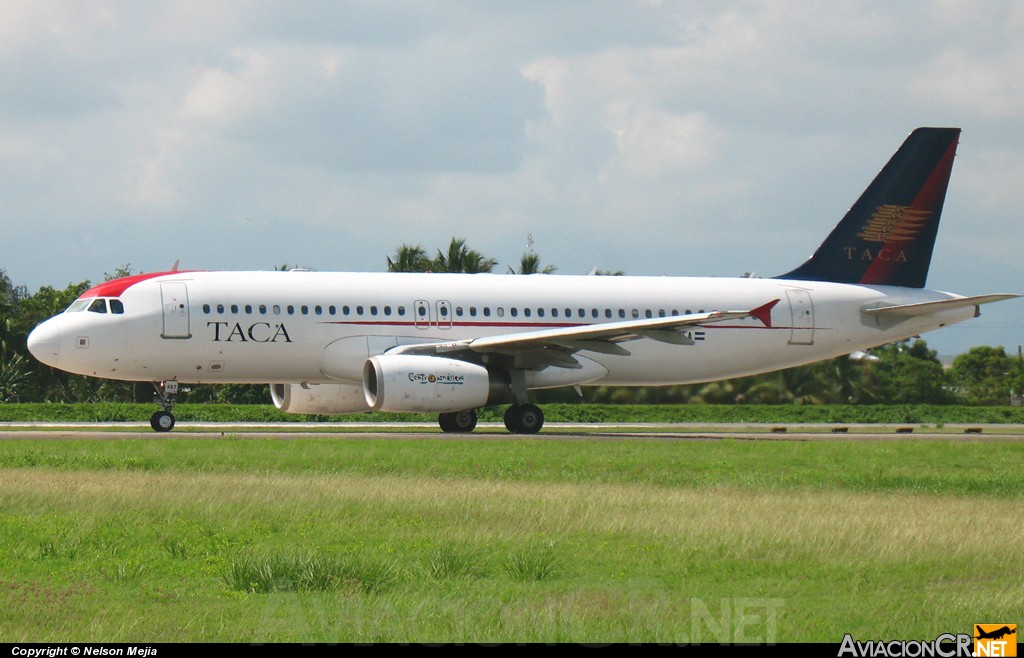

left=2, top=243, right=1021, bottom=406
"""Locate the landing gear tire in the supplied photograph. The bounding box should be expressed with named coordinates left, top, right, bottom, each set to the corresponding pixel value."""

left=149, top=380, right=179, bottom=433
left=503, top=406, right=518, bottom=433
left=504, top=403, right=544, bottom=434
left=439, top=409, right=478, bottom=433
left=150, top=411, right=175, bottom=432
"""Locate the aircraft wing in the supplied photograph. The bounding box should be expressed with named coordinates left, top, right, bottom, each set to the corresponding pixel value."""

left=389, top=299, right=779, bottom=365
left=861, top=294, right=1020, bottom=317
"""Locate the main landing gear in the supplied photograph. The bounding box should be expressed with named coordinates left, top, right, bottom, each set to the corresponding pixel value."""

left=438, top=409, right=478, bottom=433
left=436, top=404, right=545, bottom=435
left=504, top=403, right=544, bottom=434
left=149, top=380, right=178, bottom=432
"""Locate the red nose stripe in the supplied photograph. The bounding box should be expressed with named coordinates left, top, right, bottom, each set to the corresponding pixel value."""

left=79, top=271, right=200, bottom=298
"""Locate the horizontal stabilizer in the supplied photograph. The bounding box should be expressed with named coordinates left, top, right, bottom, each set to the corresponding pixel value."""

left=862, top=294, right=1020, bottom=317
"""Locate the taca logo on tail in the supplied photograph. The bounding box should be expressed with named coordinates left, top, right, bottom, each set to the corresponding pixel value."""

left=779, top=127, right=959, bottom=288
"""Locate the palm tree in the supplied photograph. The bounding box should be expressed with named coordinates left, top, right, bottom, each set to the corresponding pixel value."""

left=0, top=353, right=29, bottom=402
left=510, top=252, right=557, bottom=275
left=387, top=245, right=431, bottom=273
left=433, top=238, right=496, bottom=273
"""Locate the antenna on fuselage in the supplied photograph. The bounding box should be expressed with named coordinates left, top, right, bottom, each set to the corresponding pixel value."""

left=170, top=259, right=180, bottom=272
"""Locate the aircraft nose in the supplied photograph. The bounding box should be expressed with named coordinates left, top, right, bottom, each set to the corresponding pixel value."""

left=27, top=320, right=61, bottom=368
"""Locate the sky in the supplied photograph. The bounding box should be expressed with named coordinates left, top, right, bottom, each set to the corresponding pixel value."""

left=1, top=1, right=1021, bottom=356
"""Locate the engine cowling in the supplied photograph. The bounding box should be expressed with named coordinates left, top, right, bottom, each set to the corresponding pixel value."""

left=363, top=354, right=509, bottom=413
left=270, top=382, right=372, bottom=415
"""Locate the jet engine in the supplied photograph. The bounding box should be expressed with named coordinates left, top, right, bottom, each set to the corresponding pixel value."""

left=363, top=354, right=510, bottom=413
left=270, top=382, right=372, bottom=415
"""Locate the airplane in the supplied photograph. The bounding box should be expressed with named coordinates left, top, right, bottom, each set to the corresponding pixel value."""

left=975, top=625, right=1015, bottom=641
left=26, top=127, right=1019, bottom=433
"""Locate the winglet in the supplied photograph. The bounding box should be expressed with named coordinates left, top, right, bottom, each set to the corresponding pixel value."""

left=749, top=299, right=780, bottom=327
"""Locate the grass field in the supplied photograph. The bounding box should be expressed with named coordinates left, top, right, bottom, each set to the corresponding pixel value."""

left=0, top=436, right=1021, bottom=642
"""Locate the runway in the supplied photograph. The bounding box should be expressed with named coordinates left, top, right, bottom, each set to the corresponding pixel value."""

left=2, top=422, right=1023, bottom=442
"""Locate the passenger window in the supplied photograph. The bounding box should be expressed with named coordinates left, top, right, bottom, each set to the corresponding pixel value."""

left=217, top=304, right=225, bottom=314
left=537, top=308, right=545, bottom=318
left=618, top=309, right=625, bottom=319
left=371, top=306, right=378, bottom=315
left=496, top=307, right=505, bottom=317
left=645, top=309, right=653, bottom=318
left=88, top=299, right=107, bottom=314
left=329, top=306, right=336, bottom=315
left=203, top=304, right=211, bottom=314
left=605, top=309, right=612, bottom=318
left=417, top=306, right=426, bottom=317
left=273, top=305, right=281, bottom=315
left=230, top=304, right=238, bottom=314
left=287, top=305, right=295, bottom=315
left=245, top=305, right=253, bottom=314
left=524, top=308, right=531, bottom=317
left=469, top=307, right=477, bottom=317
left=483, top=307, right=491, bottom=317
left=551, top=308, right=558, bottom=318
left=455, top=307, right=464, bottom=317
left=591, top=309, right=598, bottom=318
left=301, top=305, right=309, bottom=315
left=658, top=309, right=666, bottom=317
left=109, top=299, right=125, bottom=314
left=315, top=305, right=323, bottom=315
left=383, top=306, right=391, bottom=316
left=397, top=306, right=405, bottom=316
left=259, top=305, right=267, bottom=314
left=510, top=307, right=518, bottom=317
left=439, top=306, right=448, bottom=317
left=357, top=305, right=365, bottom=315
left=632, top=309, right=639, bottom=319
left=343, top=305, right=351, bottom=315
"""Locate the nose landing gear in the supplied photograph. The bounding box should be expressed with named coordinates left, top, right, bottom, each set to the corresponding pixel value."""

left=149, top=380, right=178, bottom=432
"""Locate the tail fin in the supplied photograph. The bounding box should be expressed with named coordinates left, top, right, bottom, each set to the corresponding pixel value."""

left=778, top=127, right=960, bottom=288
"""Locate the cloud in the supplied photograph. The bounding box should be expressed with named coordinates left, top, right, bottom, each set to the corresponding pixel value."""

left=176, top=41, right=541, bottom=173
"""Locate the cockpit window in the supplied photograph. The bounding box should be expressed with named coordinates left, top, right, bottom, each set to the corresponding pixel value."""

left=88, top=299, right=108, bottom=314
left=66, top=300, right=90, bottom=313
left=109, top=299, right=125, bottom=314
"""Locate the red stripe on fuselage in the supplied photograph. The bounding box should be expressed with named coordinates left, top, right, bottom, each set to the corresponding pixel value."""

left=79, top=271, right=200, bottom=298
left=320, top=321, right=579, bottom=329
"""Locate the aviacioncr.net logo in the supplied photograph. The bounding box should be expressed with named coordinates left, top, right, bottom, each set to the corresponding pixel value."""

left=974, top=624, right=1016, bottom=657
left=838, top=633, right=973, bottom=657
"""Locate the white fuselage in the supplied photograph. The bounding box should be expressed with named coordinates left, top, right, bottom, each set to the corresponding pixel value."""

left=29, top=270, right=975, bottom=388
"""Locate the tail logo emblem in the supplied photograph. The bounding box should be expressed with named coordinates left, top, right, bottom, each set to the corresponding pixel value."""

left=857, top=204, right=933, bottom=243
